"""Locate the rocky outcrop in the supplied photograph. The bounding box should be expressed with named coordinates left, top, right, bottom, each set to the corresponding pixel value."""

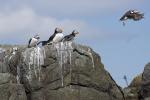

left=0, top=45, right=27, bottom=100
left=123, top=74, right=142, bottom=100
left=123, top=63, right=150, bottom=100
left=129, top=74, right=142, bottom=88
left=0, top=73, right=27, bottom=100
left=0, top=43, right=124, bottom=100
left=140, top=63, right=150, bottom=99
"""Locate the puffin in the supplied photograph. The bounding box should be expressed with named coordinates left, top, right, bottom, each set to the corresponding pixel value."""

left=38, top=27, right=64, bottom=45
left=48, top=27, right=64, bottom=43
left=120, top=10, right=144, bottom=26
left=28, top=35, right=40, bottom=48
left=62, top=30, right=79, bottom=42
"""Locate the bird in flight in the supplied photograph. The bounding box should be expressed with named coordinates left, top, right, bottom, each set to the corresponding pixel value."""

left=120, top=10, right=144, bottom=26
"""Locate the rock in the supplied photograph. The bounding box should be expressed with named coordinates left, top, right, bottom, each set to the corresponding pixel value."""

left=129, top=74, right=142, bottom=88
left=0, top=46, right=21, bottom=74
left=123, top=74, right=142, bottom=100
left=0, top=62, right=8, bottom=73
left=0, top=43, right=125, bottom=100
left=19, top=42, right=124, bottom=100
left=0, top=73, right=16, bottom=84
left=140, top=63, right=150, bottom=99
left=0, top=73, right=27, bottom=100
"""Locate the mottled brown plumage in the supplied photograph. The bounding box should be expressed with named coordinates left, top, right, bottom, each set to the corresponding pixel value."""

left=120, top=10, right=144, bottom=26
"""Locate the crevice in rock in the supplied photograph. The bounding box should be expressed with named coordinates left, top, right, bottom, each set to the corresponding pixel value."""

left=73, top=48, right=91, bottom=59
left=25, top=91, right=31, bottom=100
left=45, top=78, right=60, bottom=86
left=69, top=83, right=109, bottom=93
left=107, top=72, right=126, bottom=100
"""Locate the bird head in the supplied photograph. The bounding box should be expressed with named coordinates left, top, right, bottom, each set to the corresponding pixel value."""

left=55, top=27, right=63, bottom=33
left=120, top=16, right=128, bottom=21
left=34, top=34, right=40, bottom=39
left=72, top=30, right=79, bottom=35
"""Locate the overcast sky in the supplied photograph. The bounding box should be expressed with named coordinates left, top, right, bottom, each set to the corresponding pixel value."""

left=0, top=0, right=150, bottom=87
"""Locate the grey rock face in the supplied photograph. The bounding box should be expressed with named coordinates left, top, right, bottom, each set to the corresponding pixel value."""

left=0, top=62, right=8, bottom=73
left=0, top=73, right=27, bottom=100
left=19, top=42, right=124, bottom=100
left=140, top=63, right=150, bottom=99
left=123, top=63, right=150, bottom=100
left=123, top=74, right=142, bottom=100
left=0, top=46, right=27, bottom=100
left=0, top=43, right=124, bottom=100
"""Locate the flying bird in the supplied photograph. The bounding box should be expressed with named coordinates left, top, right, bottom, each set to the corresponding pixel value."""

left=62, top=30, right=79, bottom=42
left=28, top=35, right=40, bottom=48
left=38, top=27, right=64, bottom=46
left=120, top=10, right=144, bottom=26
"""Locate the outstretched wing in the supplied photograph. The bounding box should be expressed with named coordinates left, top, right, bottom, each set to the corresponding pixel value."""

left=133, top=13, right=144, bottom=21
left=120, top=11, right=131, bottom=21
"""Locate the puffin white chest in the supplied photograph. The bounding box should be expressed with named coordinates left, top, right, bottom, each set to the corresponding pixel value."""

left=30, top=38, right=38, bottom=47
left=52, top=33, right=64, bottom=43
